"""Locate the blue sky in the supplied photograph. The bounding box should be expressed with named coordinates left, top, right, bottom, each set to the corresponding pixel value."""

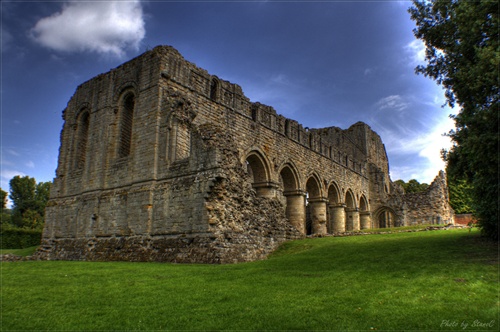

left=1, top=0, right=456, bottom=201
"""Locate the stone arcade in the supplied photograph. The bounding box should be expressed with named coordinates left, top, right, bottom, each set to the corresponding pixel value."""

left=38, top=46, right=453, bottom=263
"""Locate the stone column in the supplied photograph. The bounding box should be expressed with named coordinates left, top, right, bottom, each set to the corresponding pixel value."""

left=329, top=204, right=346, bottom=233
left=253, top=182, right=278, bottom=198
left=360, top=212, right=371, bottom=230
left=284, top=191, right=306, bottom=234
left=309, top=198, right=328, bottom=235
left=346, top=208, right=360, bottom=231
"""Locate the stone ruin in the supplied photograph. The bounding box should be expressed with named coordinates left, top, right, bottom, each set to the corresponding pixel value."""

left=38, top=46, right=454, bottom=263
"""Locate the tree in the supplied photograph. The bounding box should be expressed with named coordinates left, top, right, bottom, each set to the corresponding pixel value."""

left=1, top=188, right=11, bottom=228
left=409, top=0, right=499, bottom=240
left=394, top=179, right=429, bottom=193
left=1, top=188, right=7, bottom=211
left=9, top=176, right=51, bottom=229
left=447, top=177, right=474, bottom=214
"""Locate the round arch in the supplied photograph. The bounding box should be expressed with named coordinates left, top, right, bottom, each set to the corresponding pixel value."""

left=345, top=189, right=357, bottom=209
left=327, top=181, right=341, bottom=205
left=245, top=150, right=271, bottom=186
left=374, top=206, right=397, bottom=229
left=278, top=162, right=306, bottom=234
left=114, top=82, right=138, bottom=104
left=359, top=194, right=372, bottom=230
left=359, top=194, right=369, bottom=212
left=305, top=173, right=322, bottom=199
left=278, top=162, right=301, bottom=193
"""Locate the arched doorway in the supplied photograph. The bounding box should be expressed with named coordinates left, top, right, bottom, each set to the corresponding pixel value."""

left=305, top=175, right=327, bottom=235
left=375, top=207, right=396, bottom=228
left=327, top=182, right=345, bottom=233
left=279, top=164, right=305, bottom=233
left=359, top=195, right=371, bottom=229
left=345, top=189, right=360, bottom=231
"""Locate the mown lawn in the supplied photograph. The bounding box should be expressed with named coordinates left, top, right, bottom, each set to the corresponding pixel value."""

left=1, top=229, right=498, bottom=330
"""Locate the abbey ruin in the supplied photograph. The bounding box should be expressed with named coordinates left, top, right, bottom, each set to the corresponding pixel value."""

left=39, top=46, right=453, bottom=263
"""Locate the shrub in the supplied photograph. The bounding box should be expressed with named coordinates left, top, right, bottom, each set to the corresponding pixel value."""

left=0, top=228, right=42, bottom=249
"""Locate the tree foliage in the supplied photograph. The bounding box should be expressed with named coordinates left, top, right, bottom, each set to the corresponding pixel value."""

left=447, top=177, right=474, bottom=214
left=409, top=0, right=499, bottom=240
left=9, top=176, right=51, bottom=230
left=394, top=179, right=429, bottom=194
left=1, top=188, right=7, bottom=210
left=1, top=187, right=11, bottom=228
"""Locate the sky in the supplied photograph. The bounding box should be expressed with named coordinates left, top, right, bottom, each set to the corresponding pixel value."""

left=1, top=0, right=457, bottom=203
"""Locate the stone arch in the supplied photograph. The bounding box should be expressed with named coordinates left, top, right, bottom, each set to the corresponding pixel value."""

left=345, top=189, right=356, bottom=209
left=359, top=194, right=372, bottom=230
left=359, top=194, right=369, bottom=212
left=305, top=174, right=327, bottom=235
left=327, top=182, right=341, bottom=205
left=74, top=109, right=90, bottom=170
left=279, top=162, right=300, bottom=193
left=374, top=207, right=396, bottom=229
left=117, top=90, right=136, bottom=158
left=345, top=189, right=359, bottom=231
left=327, top=182, right=345, bottom=233
left=245, top=150, right=275, bottom=198
left=305, top=174, right=322, bottom=200
left=278, top=163, right=305, bottom=234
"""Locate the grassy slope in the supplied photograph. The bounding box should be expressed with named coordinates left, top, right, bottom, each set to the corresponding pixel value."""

left=1, top=229, right=498, bottom=330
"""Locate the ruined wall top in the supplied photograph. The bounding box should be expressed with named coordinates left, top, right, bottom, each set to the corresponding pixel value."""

left=64, top=45, right=390, bottom=178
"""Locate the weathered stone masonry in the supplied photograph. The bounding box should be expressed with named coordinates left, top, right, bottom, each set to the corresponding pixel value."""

left=38, top=46, right=453, bottom=263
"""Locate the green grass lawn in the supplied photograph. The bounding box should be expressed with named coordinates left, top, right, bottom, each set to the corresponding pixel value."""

left=0, top=246, right=38, bottom=256
left=2, top=229, right=498, bottom=330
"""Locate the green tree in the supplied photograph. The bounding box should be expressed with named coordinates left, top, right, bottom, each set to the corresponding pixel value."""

left=1, top=187, right=11, bottom=228
left=448, top=177, right=474, bottom=214
left=1, top=188, right=7, bottom=211
left=9, top=176, right=51, bottom=230
left=394, top=179, right=429, bottom=193
left=409, top=0, right=499, bottom=240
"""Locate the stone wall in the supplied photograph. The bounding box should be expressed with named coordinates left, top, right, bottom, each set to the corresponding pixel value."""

left=403, top=171, right=454, bottom=225
left=39, top=45, right=453, bottom=263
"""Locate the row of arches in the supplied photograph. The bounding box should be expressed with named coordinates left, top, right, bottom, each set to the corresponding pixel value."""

left=245, top=150, right=372, bottom=235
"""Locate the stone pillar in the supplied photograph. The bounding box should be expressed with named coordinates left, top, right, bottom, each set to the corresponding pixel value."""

left=309, top=198, right=328, bottom=235
left=284, top=191, right=306, bottom=234
left=253, top=182, right=278, bottom=198
left=329, top=204, right=346, bottom=233
left=346, top=208, right=360, bottom=231
left=360, top=212, right=371, bottom=230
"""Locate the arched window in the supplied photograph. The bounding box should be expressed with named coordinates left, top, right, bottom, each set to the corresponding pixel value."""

left=210, top=78, right=219, bottom=101
left=118, top=93, right=135, bottom=158
left=75, top=110, right=90, bottom=169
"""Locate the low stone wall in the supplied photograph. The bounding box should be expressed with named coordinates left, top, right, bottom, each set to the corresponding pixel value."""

left=454, top=213, right=475, bottom=226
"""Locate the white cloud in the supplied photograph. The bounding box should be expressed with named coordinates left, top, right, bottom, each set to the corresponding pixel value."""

left=405, top=39, right=426, bottom=65
left=381, top=113, right=453, bottom=184
left=371, top=92, right=456, bottom=184
left=26, top=161, right=35, bottom=168
left=376, top=95, right=409, bottom=112
left=30, top=1, right=145, bottom=56
left=1, top=169, right=27, bottom=191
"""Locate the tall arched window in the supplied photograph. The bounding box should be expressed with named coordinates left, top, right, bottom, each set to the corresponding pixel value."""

left=75, top=110, right=90, bottom=169
left=210, top=78, right=219, bottom=101
left=118, top=93, right=135, bottom=158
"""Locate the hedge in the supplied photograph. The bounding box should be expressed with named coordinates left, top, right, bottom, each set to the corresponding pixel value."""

left=0, top=228, right=42, bottom=249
